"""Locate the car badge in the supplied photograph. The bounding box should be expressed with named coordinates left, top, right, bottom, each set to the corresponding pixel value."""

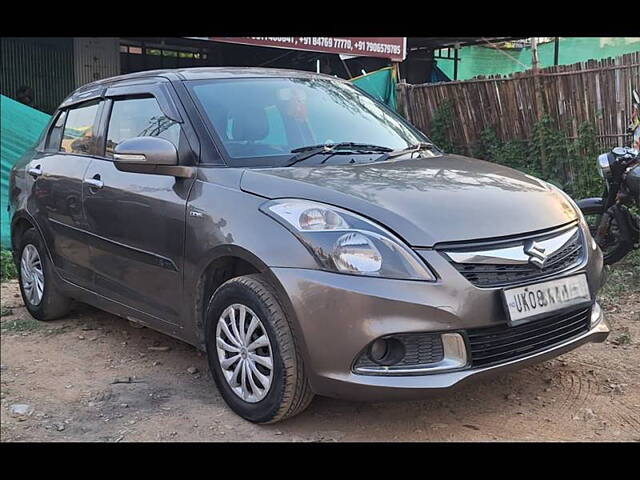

left=524, top=241, right=547, bottom=269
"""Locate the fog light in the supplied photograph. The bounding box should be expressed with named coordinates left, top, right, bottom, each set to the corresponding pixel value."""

left=354, top=332, right=468, bottom=375
left=590, top=302, right=603, bottom=327
left=368, top=337, right=405, bottom=366
left=370, top=339, right=388, bottom=362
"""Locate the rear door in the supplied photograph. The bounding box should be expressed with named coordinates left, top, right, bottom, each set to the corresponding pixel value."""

left=28, top=101, right=103, bottom=289
left=82, top=87, right=196, bottom=326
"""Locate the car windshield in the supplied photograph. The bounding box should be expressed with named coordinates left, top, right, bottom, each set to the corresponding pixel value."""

left=187, top=76, right=434, bottom=167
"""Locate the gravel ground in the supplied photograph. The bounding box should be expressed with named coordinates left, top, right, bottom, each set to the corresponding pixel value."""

left=1, top=255, right=639, bottom=442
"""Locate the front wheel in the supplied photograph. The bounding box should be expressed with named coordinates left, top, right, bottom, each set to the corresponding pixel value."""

left=205, top=274, right=314, bottom=423
left=581, top=205, right=632, bottom=265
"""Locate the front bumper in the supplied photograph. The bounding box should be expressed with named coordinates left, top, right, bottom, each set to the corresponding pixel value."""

left=270, top=233, right=607, bottom=401
left=337, top=321, right=608, bottom=402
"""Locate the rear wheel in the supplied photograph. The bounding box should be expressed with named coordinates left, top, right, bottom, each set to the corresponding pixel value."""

left=205, top=274, right=314, bottom=423
left=17, top=228, right=72, bottom=321
left=582, top=206, right=631, bottom=265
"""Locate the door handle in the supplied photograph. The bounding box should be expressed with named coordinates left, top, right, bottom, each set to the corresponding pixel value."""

left=28, top=165, right=42, bottom=178
left=85, top=174, right=104, bottom=190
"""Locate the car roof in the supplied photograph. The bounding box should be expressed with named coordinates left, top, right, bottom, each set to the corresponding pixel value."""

left=61, top=67, right=348, bottom=108
left=175, top=67, right=345, bottom=81
left=67, top=67, right=346, bottom=100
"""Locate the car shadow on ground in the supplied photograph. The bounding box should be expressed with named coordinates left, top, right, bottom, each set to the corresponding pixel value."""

left=63, top=304, right=569, bottom=432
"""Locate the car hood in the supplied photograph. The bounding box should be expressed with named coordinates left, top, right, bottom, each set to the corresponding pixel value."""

left=240, top=155, right=578, bottom=247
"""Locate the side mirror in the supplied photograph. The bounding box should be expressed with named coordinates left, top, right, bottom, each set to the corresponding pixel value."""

left=114, top=137, right=178, bottom=166
left=113, top=137, right=193, bottom=178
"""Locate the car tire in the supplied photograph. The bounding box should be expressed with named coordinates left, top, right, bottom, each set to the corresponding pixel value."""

left=581, top=205, right=632, bottom=265
left=205, top=274, right=314, bottom=423
left=17, top=227, right=72, bottom=321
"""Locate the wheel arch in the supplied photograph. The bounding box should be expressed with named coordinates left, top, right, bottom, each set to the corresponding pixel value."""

left=191, top=245, right=298, bottom=349
left=10, top=211, right=48, bottom=262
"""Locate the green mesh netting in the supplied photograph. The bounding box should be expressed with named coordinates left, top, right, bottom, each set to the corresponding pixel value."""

left=438, top=37, right=640, bottom=81
left=1, top=94, right=51, bottom=248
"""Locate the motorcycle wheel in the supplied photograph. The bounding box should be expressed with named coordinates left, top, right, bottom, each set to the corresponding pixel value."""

left=582, top=205, right=632, bottom=265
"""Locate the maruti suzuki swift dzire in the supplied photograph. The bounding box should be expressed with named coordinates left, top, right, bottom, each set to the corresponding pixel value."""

left=9, top=68, right=609, bottom=423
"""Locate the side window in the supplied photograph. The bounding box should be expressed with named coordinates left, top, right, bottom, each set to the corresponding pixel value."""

left=61, top=102, right=100, bottom=155
left=45, top=111, right=67, bottom=151
left=105, top=97, right=181, bottom=158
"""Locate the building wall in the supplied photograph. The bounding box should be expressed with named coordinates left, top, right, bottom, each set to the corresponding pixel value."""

left=73, top=38, right=120, bottom=87
left=1, top=37, right=394, bottom=116
left=1, top=37, right=75, bottom=114
left=1, top=38, right=121, bottom=115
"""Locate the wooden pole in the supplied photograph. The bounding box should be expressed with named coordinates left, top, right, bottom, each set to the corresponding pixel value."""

left=531, top=37, right=545, bottom=120
left=531, top=37, right=539, bottom=72
left=392, top=61, right=401, bottom=83
left=453, top=44, right=459, bottom=80
left=340, top=56, right=353, bottom=78
left=554, top=37, right=560, bottom=66
left=531, top=37, right=547, bottom=175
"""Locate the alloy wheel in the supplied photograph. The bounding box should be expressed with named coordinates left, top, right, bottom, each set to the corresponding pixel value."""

left=215, top=304, right=274, bottom=403
left=20, top=244, right=44, bottom=306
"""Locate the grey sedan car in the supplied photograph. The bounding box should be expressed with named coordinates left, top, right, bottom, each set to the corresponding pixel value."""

left=8, top=67, right=609, bottom=423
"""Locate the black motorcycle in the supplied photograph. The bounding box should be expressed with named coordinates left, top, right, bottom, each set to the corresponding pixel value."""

left=578, top=146, right=640, bottom=265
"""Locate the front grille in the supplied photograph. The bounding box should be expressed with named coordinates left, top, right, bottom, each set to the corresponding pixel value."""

left=467, top=307, right=591, bottom=368
left=354, top=333, right=444, bottom=370
left=447, top=228, right=584, bottom=288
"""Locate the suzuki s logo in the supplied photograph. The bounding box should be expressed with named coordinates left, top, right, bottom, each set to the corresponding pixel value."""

left=524, top=241, right=548, bottom=269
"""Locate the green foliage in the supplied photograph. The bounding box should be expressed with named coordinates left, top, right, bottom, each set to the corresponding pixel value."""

left=566, top=121, right=602, bottom=198
left=613, top=332, right=632, bottom=345
left=0, top=316, right=43, bottom=333
left=476, top=129, right=536, bottom=176
left=1, top=249, right=17, bottom=282
left=473, top=116, right=603, bottom=199
left=530, top=115, right=568, bottom=182
left=429, top=100, right=459, bottom=154
left=599, top=249, right=640, bottom=305
left=429, top=99, right=604, bottom=199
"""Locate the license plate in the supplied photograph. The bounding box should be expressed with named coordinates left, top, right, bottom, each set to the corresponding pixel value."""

left=501, top=274, right=591, bottom=325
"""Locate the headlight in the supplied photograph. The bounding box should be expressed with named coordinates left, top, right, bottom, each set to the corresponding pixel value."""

left=597, top=153, right=611, bottom=179
left=261, top=199, right=437, bottom=281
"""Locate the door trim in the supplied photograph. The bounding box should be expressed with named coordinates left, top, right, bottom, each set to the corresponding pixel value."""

left=49, top=218, right=178, bottom=272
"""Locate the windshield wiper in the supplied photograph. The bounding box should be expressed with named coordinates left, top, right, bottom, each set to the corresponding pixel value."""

left=286, top=142, right=393, bottom=167
left=375, top=142, right=436, bottom=162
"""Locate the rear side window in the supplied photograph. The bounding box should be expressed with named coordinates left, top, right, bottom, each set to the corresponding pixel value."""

left=61, top=102, right=100, bottom=155
left=45, top=111, right=67, bottom=151
left=105, top=97, right=181, bottom=158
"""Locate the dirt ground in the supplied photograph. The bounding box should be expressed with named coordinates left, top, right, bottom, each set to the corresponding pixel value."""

left=1, top=268, right=639, bottom=442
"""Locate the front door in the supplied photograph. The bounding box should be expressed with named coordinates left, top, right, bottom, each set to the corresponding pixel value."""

left=82, top=95, right=194, bottom=326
